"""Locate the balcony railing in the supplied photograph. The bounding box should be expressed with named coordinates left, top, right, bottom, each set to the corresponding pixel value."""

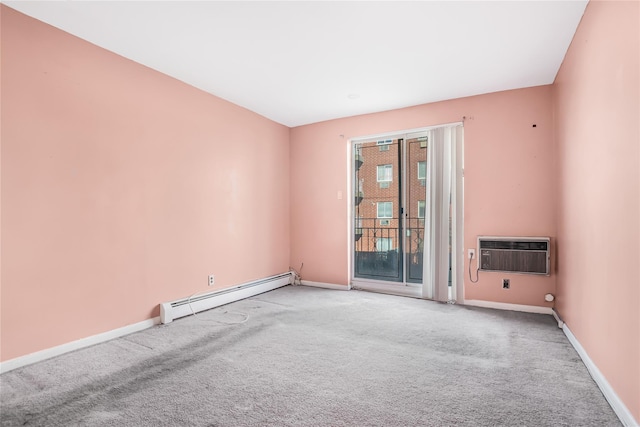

left=353, top=217, right=425, bottom=283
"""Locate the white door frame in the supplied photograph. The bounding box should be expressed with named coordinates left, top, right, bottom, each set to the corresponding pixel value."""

left=348, top=122, right=464, bottom=302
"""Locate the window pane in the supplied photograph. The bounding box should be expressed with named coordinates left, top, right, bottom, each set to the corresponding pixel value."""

left=377, top=202, right=392, bottom=218
left=418, top=200, right=426, bottom=218
left=376, top=237, right=393, bottom=252
left=418, top=161, right=426, bottom=180
left=377, top=164, right=392, bottom=182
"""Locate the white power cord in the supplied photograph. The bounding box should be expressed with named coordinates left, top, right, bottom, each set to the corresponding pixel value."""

left=186, top=291, right=249, bottom=325
left=469, top=251, right=480, bottom=283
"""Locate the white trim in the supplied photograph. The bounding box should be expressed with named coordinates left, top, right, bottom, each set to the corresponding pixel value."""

left=300, top=280, right=351, bottom=291
left=464, top=299, right=553, bottom=314
left=0, top=317, right=160, bottom=374
left=552, top=308, right=564, bottom=328
left=349, top=122, right=463, bottom=290
left=562, top=324, right=638, bottom=427
left=351, top=279, right=422, bottom=298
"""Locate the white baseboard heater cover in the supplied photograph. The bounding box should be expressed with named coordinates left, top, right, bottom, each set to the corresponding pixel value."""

left=478, top=236, right=550, bottom=275
left=160, top=272, right=292, bottom=324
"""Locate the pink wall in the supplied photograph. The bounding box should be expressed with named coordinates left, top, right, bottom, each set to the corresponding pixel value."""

left=553, top=0, right=639, bottom=420
left=0, top=7, right=290, bottom=362
left=290, top=86, right=557, bottom=307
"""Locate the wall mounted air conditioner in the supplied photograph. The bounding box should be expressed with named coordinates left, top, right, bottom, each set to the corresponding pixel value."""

left=478, top=236, right=550, bottom=275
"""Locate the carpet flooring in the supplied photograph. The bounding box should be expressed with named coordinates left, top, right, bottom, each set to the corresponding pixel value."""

left=0, top=285, right=620, bottom=426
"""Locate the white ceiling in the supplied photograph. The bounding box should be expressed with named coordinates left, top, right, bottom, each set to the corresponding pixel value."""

left=4, top=1, right=588, bottom=127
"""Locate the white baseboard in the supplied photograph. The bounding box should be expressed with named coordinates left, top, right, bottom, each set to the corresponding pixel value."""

left=300, top=280, right=350, bottom=291
left=562, top=324, right=638, bottom=427
left=0, top=317, right=160, bottom=374
left=464, top=299, right=553, bottom=315
left=551, top=308, right=564, bottom=328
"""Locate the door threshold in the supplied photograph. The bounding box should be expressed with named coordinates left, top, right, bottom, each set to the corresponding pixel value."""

left=351, top=280, right=422, bottom=298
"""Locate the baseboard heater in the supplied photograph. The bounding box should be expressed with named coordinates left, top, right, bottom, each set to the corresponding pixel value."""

left=160, top=272, right=292, bottom=324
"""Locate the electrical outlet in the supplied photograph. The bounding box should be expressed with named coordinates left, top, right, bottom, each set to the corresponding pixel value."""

left=208, top=275, right=215, bottom=286
left=468, top=249, right=475, bottom=259
left=502, top=279, right=510, bottom=289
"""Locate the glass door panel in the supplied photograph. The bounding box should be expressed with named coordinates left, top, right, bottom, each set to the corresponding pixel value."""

left=405, top=134, right=428, bottom=283
left=353, top=138, right=402, bottom=282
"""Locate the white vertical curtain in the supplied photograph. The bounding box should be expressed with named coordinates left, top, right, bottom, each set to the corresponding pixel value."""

left=451, top=125, right=464, bottom=302
left=422, top=125, right=462, bottom=302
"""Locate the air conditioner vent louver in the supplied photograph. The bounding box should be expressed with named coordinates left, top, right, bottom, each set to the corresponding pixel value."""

left=478, top=236, right=550, bottom=275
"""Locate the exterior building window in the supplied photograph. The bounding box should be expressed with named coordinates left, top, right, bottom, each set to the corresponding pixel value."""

left=377, top=139, right=392, bottom=152
left=418, top=161, right=426, bottom=186
left=376, top=237, right=394, bottom=252
left=377, top=202, right=393, bottom=218
left=418, top=200, right=426, bottom=219
left=417, top=161, right=426, bottom=180
left=377, top=164, right=393, bottom=182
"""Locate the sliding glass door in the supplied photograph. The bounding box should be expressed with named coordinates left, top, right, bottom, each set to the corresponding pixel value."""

left=352, top=125, right=464, bottom=301
left=353, top=133, right=427, bottom=284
